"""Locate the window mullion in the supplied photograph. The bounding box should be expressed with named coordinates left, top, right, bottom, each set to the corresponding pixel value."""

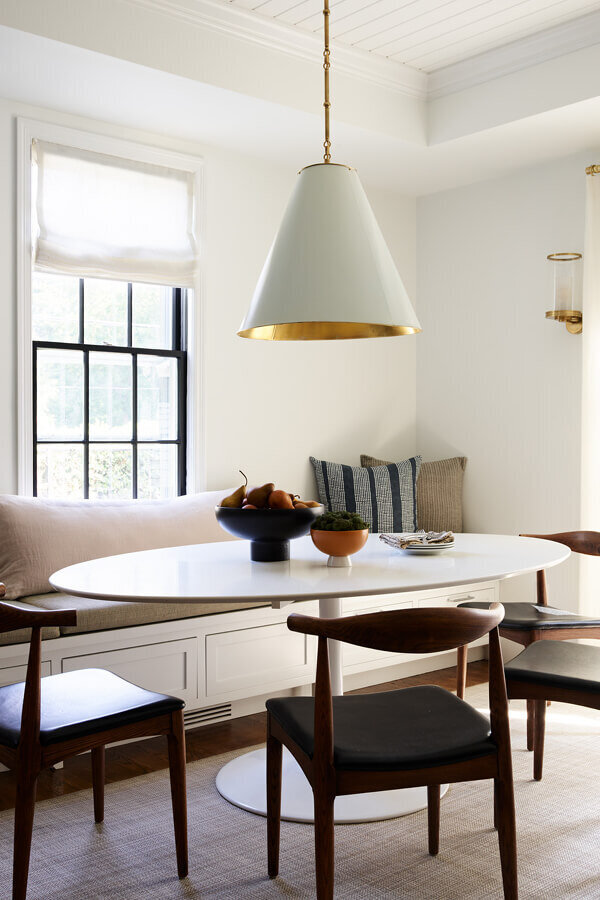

left=172, top=288, right=181, bottom=352
left=79, top=278, right=85, bottom=344
left=132, top=353, right=138, bottom=499
left=32, top=346, right=38, bottom=496
left=127, top=282, right=133, bottom=347
left=83, top=349, right=89, bottom=499
left=178, top=352, right=187, bottom=496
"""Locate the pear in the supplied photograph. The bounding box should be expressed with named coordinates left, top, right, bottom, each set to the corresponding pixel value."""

left=303, top=501, right=321, bottom=508
left=220, top=471, right=248, bottom=508
left=268, top=489, right=294, bottom=510
left=247, top=482, right=275, bottom=508
left=294, top=501, right=308, bottom=509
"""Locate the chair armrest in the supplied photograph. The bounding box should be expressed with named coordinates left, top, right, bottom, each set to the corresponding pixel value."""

left=0, top=598, right=77, bottom=632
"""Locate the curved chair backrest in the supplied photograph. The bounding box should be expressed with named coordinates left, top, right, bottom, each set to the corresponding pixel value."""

left=287, top=603, right=505, bottom=655
left=521, top=531, right=600, bottom=556
left=0, top=585, right=77, bottom=756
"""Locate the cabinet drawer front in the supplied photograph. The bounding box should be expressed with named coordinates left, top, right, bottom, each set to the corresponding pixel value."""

left=343, top=601, right=414, bottom=667
left=62, top=639, right=198, bottom=703
left=206, top=624, right=310, bottom=698
left=417, top=587, right=496, bottom=609
left=343, top=593, right=414, bottom=614
left=417, top=588, right=496, bottom=650
left=0, top=661, right=51, bottom=687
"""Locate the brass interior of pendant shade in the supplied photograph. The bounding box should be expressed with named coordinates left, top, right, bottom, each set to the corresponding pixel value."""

left=238, top=321, right=422, bottom=340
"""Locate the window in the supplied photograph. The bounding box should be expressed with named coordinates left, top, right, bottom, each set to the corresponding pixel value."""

left=32, top=273, right=186, bottom=499
left=18, top=120, right=202, bottom=499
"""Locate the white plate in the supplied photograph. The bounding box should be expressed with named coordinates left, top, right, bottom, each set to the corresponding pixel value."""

left=400, top=543, right=454, bottom=555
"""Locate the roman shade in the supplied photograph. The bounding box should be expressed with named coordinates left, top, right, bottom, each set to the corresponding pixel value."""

left=32, top=140, right=198, bottom=287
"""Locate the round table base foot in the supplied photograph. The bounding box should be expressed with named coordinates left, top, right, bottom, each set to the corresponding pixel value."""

left=216, top=747, right=449, bottom=824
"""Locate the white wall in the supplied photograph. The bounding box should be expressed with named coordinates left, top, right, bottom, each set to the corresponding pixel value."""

left=0, top=96, right=417, bottom=500
left=416, top=152, right=594, bottom=610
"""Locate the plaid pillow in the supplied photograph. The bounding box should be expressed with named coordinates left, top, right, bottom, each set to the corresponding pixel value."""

left=309, top=455, right=421, bottom=533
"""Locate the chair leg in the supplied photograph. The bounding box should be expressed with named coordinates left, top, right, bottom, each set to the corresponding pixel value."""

left=456, top=645, right=468, bottom=699
left=493, top=780, right=498, bottom=830
left=526, top=700, right=536, bottom=752
left=494, top=775, right=518, bottom=900
left=167, top=711, right=188, bottom=879
left=533, top=699, right=546, bottom=782
left=314, top=789, right=335, bottom=900
left=91, top=746, right=105, bottom=823
left=427, top=784, right=440, bottom=856
left=266, top=728, right=282, bottom=878
left=12, top=772, right=38, bottom=900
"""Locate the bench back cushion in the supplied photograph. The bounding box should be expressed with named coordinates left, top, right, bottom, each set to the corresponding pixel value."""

left=0, top=491, right=234, bottom=600
left=360, top=455, right=466, bottom=533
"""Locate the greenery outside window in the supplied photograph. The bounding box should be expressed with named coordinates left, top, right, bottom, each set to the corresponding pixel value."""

left=32, top=272, right=186, bottom=500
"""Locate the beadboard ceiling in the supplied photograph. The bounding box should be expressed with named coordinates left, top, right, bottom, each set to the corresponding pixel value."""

left=227, top=0, right=600, bottom=71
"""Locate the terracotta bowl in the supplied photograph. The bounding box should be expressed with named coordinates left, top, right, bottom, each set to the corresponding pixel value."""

left=310, top=528, right=369, bottom=565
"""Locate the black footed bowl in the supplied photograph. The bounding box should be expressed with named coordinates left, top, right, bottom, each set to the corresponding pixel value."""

left=215, top=505, right=324, bottom=562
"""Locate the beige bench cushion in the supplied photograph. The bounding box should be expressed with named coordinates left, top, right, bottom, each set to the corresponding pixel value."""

left=0, top=599, right=61, bottom=645
left=361, top=455, right=467, bottom=533
left=23, top=592, right=269, bottom=636
left=0, top=489, right=235, bottom=601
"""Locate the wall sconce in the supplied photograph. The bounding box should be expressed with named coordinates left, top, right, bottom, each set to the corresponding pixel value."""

left=546, top=252, right=583, bottom=334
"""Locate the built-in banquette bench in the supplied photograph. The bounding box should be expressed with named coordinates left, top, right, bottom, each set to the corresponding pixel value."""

left=0, top=492, right=497, bottom=731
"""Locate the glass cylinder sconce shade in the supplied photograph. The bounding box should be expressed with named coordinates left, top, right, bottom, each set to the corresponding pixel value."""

left=546, top=252, right=583, bottom=334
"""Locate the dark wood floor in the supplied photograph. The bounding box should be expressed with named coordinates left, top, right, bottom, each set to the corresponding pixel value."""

left=0, top=660, right=488, bottom=812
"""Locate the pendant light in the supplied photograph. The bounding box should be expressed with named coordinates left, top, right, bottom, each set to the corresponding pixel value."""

left=238, top=0, right=421, bottom=340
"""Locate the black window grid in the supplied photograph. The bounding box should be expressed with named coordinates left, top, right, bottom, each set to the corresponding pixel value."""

left=33, top=280, right=187, bottom=499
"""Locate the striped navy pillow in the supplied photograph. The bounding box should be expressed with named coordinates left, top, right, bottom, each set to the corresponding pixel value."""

left=309, top=455, right=422, bottom=533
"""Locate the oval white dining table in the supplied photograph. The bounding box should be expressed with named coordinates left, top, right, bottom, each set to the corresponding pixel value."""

left=51, top=532, right=569, bottom=824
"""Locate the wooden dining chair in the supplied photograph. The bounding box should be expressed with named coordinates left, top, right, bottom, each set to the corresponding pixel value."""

left=266, top=603, right=518, bottom=900
left=505, top=639, right=600, bottom=781
left=456, top=531, right=600, bottom=748
left=0, top=586, right=188, bottom=900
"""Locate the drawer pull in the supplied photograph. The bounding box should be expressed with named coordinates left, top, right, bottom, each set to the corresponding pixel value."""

left=449, top=595, right=475, bottom=603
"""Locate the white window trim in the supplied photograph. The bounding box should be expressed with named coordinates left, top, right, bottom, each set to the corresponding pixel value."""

left=17, top=117, right=205, bottom=496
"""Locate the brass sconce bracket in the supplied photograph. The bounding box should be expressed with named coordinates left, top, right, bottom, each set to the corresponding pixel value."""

left=544, top=309, right=583, bottom=334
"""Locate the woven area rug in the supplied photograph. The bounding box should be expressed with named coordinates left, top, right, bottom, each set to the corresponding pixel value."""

left=1, top=686, right=599, bottom=899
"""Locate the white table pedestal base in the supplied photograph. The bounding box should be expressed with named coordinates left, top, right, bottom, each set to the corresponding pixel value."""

left=216, top=746, right=449, bottom=824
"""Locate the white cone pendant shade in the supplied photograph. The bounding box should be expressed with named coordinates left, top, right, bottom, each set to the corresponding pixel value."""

left=238, top=163, right=421, bottom=340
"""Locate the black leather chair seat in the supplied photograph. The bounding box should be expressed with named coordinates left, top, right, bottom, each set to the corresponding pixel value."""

left=0, top=668, right=184, bottom=749
left=458, top=601, right=600, bottom=630
left=505, top=640, right=600, bottom=694
left=267, top=685, right=495, bottom=772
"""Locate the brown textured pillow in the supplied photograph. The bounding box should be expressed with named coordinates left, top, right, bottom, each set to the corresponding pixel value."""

left=0, top=490, right=235, bottom=600
left=360, top=456, right=466, bottom=533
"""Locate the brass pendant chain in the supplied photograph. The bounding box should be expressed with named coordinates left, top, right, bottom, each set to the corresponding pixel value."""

left=323, top=0, right=331, bottom=163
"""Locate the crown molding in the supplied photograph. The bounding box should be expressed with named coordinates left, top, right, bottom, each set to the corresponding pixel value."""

left=124, top=0, right=427, bottom=99
left=121, top=0, right=600, bottom=103
left=428, top=9, right=600, bottom=99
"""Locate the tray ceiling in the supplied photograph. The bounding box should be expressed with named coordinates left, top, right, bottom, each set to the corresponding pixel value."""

left=228, top=0, right=600, bottom=71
